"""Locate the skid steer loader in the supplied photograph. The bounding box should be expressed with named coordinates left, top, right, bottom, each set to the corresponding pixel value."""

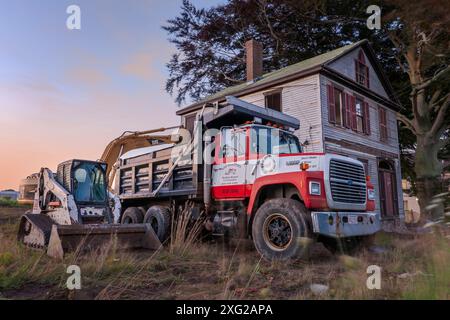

left=17, top=159, right=162, bottom=259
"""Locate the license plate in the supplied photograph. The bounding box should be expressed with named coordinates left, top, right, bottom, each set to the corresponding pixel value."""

left=348, top=215, right=358, bottom=224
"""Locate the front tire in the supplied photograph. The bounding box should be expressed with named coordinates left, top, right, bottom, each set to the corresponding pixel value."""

left=252, top=199, right=312, bottom=261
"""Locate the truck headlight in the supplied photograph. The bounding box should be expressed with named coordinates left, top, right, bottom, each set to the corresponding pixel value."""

left=309, top=181, right=321, bottom=195
left=368, top=189, right=375, bottom=200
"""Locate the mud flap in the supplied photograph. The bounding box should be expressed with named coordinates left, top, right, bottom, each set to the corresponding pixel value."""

left=46, top=223, right=162, bottom=259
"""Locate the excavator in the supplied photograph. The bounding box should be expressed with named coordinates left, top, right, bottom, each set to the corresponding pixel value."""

left=17, top=126, right=180, bottom=259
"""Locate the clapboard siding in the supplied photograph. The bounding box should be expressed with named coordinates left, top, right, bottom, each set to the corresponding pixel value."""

left=320, top=74, right=404, bottom=217
left=328, top=48, right=389, bottom=99
left=320, top=75, right=399, bottom=153
left=238, top=74, right=323, bottom=153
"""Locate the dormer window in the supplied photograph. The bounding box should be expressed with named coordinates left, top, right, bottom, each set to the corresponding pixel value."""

left=355, top=50, right=370, bottom=88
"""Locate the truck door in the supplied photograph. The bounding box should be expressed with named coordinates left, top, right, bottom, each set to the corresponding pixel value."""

left=211, top=127, right=249, bottom=199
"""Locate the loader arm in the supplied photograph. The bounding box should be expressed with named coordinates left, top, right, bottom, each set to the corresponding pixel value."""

left=37, top=168, right=79, bottom=224
left=100, top=126, right=180, bottom=187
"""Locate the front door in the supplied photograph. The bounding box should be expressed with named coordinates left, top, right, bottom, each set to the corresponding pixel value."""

left=378, top=160, right=399, bottom=218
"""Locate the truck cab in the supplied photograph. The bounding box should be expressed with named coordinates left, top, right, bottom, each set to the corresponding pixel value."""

left=210, top=122, right=379, bottom=256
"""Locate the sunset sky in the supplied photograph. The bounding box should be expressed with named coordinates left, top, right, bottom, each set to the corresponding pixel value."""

left=0, top=0, right=221, bottom=190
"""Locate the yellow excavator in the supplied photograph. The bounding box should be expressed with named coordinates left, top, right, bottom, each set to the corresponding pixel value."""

left=17, top=126, right=180, bottom=258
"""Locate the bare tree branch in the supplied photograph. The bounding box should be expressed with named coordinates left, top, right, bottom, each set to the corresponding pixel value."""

left=415, top=65, right=450, bottom=91
left=430, top=97, right=450, bottom=136
left=397, top=112, right=417, bottom=134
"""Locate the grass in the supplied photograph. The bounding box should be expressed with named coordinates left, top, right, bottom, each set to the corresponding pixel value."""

left=0, top=205, right=449, bottom=300
left=0, top=198, right=20, bottom=207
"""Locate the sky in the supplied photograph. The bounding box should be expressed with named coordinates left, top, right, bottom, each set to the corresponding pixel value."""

left=0, top=0, right=222, bottom=190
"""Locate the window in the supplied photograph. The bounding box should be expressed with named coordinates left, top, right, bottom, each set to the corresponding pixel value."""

left=355, top=50, right=370, bottom=88
left=379, top=107, right=388, bottom=142
left=220, top=128, right=246, bottom=158
left=73, top=163, right=107, bottom=203
left=264, top=91, right=282, bottom=112
left=250, top=126, right=302, bottom=155
left=356, top=98, right=364, bottom=133
left=184, top=114, right=196, bottom=136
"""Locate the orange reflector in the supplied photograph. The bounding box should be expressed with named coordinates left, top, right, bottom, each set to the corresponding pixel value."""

left=300, top=162, right=310, bottom=171
left=49, top=201, right=62, bottom=208
left=366, top=175, right=371, bottom=182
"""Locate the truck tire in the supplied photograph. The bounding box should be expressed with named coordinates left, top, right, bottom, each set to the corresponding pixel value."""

left=252, top=199, right=311, bottom=261
left=121, top=207, right=144, bottom=224
left=144, top=206, right=171, bottom=243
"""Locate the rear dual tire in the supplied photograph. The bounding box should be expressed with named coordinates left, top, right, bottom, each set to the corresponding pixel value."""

left=143, top=206, right=171, bottom=243
left=252, top=199, right=312, bottom=261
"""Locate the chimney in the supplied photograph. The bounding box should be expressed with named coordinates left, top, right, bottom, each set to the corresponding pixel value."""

left=245, top=39, right=263, bottom=81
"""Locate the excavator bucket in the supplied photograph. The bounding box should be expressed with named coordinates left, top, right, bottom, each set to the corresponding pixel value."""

left=46, top=223, right=162, bottom=259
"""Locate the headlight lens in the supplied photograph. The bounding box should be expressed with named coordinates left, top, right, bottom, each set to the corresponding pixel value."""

left=309, top=181, right=321, bottom=195
left=368, top=188, right=375, bottom=200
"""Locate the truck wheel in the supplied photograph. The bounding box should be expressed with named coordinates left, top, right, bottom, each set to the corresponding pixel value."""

left=252, top=199, right=311, bottom=261
left=144, top=206, right=171, bottom=243
left=121, top=207, right=144, bottom=224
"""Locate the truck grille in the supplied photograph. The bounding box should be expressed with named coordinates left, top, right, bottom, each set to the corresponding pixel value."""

left=329, top=159, right=366, bottom=204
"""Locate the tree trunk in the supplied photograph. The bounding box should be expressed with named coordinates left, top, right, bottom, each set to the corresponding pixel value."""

left=414, top=134, right=444, bottom=220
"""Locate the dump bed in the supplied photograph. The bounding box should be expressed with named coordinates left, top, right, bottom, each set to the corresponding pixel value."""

left=116, top=144, right=202, bottom=200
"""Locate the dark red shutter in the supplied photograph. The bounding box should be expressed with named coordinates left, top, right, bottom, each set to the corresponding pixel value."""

left=366, top=65, right=370, bottom=88
left=354, top=60, right=359, bottom=83
left=350, top=96, right=357, bottom=131
left=363, top=101, right=370, bottom=135
left=343, top=93, right=351, bottom=129
left=327, top=84, right=336, bottom=124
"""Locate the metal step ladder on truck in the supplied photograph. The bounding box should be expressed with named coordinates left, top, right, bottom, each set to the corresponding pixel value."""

left=116, top=96, right=380, bottom=260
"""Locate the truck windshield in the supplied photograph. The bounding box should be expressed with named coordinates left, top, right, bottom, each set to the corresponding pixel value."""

left=73, top=163, right=107, bottom=203
left=250, top=126, right=302, bottom=155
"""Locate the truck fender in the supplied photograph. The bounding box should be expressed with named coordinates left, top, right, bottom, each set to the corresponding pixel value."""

left=246, top=171, right=327, bottom=215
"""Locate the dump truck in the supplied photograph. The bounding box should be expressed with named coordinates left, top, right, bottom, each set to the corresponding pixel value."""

left=17, top=160, right=162, bottom=259
left=115, top=96, right=379, bottom=260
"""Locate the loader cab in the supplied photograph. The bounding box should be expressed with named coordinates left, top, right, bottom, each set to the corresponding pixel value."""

left=56, top=159, right=108, bottom=206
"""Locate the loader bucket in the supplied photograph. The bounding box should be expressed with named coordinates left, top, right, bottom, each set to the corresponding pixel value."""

left=47, top=223, right=162, bottom=259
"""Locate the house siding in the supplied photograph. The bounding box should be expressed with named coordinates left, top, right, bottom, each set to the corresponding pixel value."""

left=320, top=74, right=404, bottom=219
left=238, top=75, right=323, bottom=153
left=328, top=49, right=389, bottom=99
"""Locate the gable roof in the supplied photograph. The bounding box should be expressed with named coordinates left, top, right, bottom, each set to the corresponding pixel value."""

left=177, top=39, right=398, bottom=115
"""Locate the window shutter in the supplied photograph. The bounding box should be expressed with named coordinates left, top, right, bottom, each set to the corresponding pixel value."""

left=343, top=93, right=351, bottom=129
left=350, top=95, right=357, bottom=131
left=379, top=107, right=387, bottom=142
left=354, top=60, right=359, bottom=82
left=327, top=84, right=336, bottom=124
left=363, top=101, right=370, bottom=135
left=366, top=66, right=370, bottom=88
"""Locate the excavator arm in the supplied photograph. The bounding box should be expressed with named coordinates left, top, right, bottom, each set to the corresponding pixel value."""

left=100, top=126, right=180, bottom=188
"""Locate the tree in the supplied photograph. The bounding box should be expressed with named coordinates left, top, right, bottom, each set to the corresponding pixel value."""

left=163, top=0, right=449, bottom=219
left=384, top=0, right=450, bottom=219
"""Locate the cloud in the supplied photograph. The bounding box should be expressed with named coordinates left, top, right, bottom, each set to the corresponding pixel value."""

left=120, top=52, right=156, bottom=80
left=66, top=67, right=109, bottom=85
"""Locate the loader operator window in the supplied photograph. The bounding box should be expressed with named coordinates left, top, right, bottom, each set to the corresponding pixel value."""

left=73, top=163, right=107, bottom=203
